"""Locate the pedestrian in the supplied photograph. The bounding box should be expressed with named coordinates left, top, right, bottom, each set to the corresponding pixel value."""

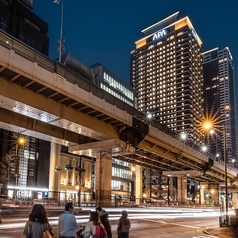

left=117, top=210, right=131, bottom=238
left=23, top=204, right=54, bottom=238
left=83, top=211, right=107, bottom=238
left=58, top=202, right=79, bottom=238
left=96, top=206, right=112, bottom=238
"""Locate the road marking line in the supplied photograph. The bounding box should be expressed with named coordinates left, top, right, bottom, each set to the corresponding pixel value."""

left=140, top=218, right=200, bottom=229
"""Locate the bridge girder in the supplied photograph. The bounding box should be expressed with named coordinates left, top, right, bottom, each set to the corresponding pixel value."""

left=0, top=33, right=237, bottom=184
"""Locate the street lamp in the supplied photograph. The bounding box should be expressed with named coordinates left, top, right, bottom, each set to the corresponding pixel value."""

left=180, top=131, right=188, bottom=141
left=14, top=135, right=27, bottom=200
left=53, top=0, right=65, bottom=63
left=130, top=165, right=136, bottom=172
left=223, top=122, right=229, bottom=226
left=15, top=135, right=27, bottom=185
left=75, top=166, right=85, bottom=207
left=201, top=120, right=229, bottom=226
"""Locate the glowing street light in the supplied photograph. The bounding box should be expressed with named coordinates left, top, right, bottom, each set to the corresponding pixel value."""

left=203, top=121, right=213, bottom=131
left=14, top=135, right=27, bottom=201
left=15, top=135, right=27, bottom=178
left=146, top=113, right=153, bottom=120
left=130, top=165, right=136, bottom=172
left=201, top=119, right=229, bottom=226
left=180, top=132, right=188, bottom=141
left=201, top=145, right=208, bottom=153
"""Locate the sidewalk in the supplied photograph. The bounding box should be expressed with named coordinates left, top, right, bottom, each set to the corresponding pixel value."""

left=204, top=226, right=234, bottom=238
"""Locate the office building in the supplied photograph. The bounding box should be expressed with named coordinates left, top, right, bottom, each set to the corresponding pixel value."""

left=0, top=0, right=49, bottom=55
left=60, top=54, right=136, bottom=108
left=0, top=129, right=51, bottom=198
left=202, top=47, right=237, bottom=166
left=91, top=63, right=136, bottom=108
left=131, top=12, right=204, bottom=145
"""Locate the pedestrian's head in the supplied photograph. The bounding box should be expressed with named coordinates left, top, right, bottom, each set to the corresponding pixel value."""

left=65, top=202, right=74, bottom=212
left=29, top=204, right=48, bottom=223
left=90, top=211, right=100, bottom=224
left=96, top=206, right=102, bottom=212
left=121, top=210, right=128, bottom=218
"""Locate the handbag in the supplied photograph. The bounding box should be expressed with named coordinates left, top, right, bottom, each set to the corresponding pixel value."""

left=76, top=225, right=85, bottom=238
left=43, top=230, right=53, bottom=238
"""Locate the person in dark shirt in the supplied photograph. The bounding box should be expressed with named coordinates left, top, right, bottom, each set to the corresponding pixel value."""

left=117, top=210, right=131, bottom=238
left=96, top=206, right=112, bottom=238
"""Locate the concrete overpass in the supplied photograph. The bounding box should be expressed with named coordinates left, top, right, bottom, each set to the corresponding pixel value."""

left=0, top=31, right=237, bottom=185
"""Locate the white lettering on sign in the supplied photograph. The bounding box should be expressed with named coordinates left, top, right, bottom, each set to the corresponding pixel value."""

left=152, top=29, right=166, bottom=41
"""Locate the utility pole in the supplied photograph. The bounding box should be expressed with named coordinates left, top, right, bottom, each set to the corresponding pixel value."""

left=76, top=157, right=85, bottom=207
left=53, top=0, right=65, bottom=63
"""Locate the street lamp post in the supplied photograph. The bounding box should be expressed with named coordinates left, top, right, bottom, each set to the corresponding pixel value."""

left=14, top=135, right=27, bottom=200
left=223, top=122, right=229, bottom=225
left=64, top=158, right=85, bottom=207
left=202, top=120, right=229, bottom=226
left=53, top=0, right=65, bottom=63
left=76, top=168, right=85, bottom=207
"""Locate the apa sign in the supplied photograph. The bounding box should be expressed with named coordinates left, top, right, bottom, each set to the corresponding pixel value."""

left=152, top=29, right=166, bottom=41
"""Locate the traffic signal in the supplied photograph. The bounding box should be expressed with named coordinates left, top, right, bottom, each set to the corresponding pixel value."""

left=64, top=164, right=73, bottom=170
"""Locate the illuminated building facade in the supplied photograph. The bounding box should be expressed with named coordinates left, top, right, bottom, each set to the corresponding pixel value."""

left=92, top=63, right=136, bottom=108
left=0, top=129, right=51, bottom=200
left=131, top=12, right=204, bottom=144
left=202, top=47, right=237, bottom=166
left=111, top=158, right=134, bottom=204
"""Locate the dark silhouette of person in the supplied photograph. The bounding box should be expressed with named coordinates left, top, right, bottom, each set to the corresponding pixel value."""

left=117, top=210, right=131, bottom=238
left=96, top=206, right=112, bottom=238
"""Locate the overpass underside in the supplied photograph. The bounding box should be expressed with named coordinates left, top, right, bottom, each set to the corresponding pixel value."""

left=0, top=31, right=237, bottom=185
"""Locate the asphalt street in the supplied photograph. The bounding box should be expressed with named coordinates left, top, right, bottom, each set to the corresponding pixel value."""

left=0, top=206, right=224, bottom=238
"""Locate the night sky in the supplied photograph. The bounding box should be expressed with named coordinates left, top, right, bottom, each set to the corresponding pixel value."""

left=33, top=0, right=238, bottom=88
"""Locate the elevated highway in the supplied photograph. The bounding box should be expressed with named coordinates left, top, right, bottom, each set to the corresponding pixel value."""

left=0, top=31, right=237, bottom=184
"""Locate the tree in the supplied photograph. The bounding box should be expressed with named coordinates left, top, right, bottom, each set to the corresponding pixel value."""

left=0, top=153, right=15, bottom=190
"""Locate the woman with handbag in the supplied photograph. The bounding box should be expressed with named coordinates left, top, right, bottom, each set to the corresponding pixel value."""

left=83, top=211, right=108, bottom=238
left=23, top=204, right=54, bottom=238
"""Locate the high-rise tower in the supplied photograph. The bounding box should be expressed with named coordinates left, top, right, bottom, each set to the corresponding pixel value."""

left=0, top=0, right=49, bottom=55
left=131, top=12, right=204, bottom=145
left=202, top=47, right=237, bottom=166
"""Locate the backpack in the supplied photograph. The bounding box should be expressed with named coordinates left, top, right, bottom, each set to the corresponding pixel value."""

left=93, top=224, right=108, bottom=238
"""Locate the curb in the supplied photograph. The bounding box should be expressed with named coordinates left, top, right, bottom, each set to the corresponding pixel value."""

left=203, top=227, right=233, bottom=238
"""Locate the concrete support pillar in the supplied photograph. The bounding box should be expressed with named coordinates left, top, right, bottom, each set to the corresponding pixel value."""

left=177, top=176, right=187, bottom=205
left=200, top=182, right=206, bottom=206
left=212, top=188, right=219, bottom=206
left=95, top=151, right=112, bottom=206
left=232, top=193, right=238, bottom=209
left=135, top=165, right=142, bottom=205
left=168, top=177, right=174, bottom=204
left=49, top=142, right=61, bottom=197
left=143, top=168, right=150, bottom=200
